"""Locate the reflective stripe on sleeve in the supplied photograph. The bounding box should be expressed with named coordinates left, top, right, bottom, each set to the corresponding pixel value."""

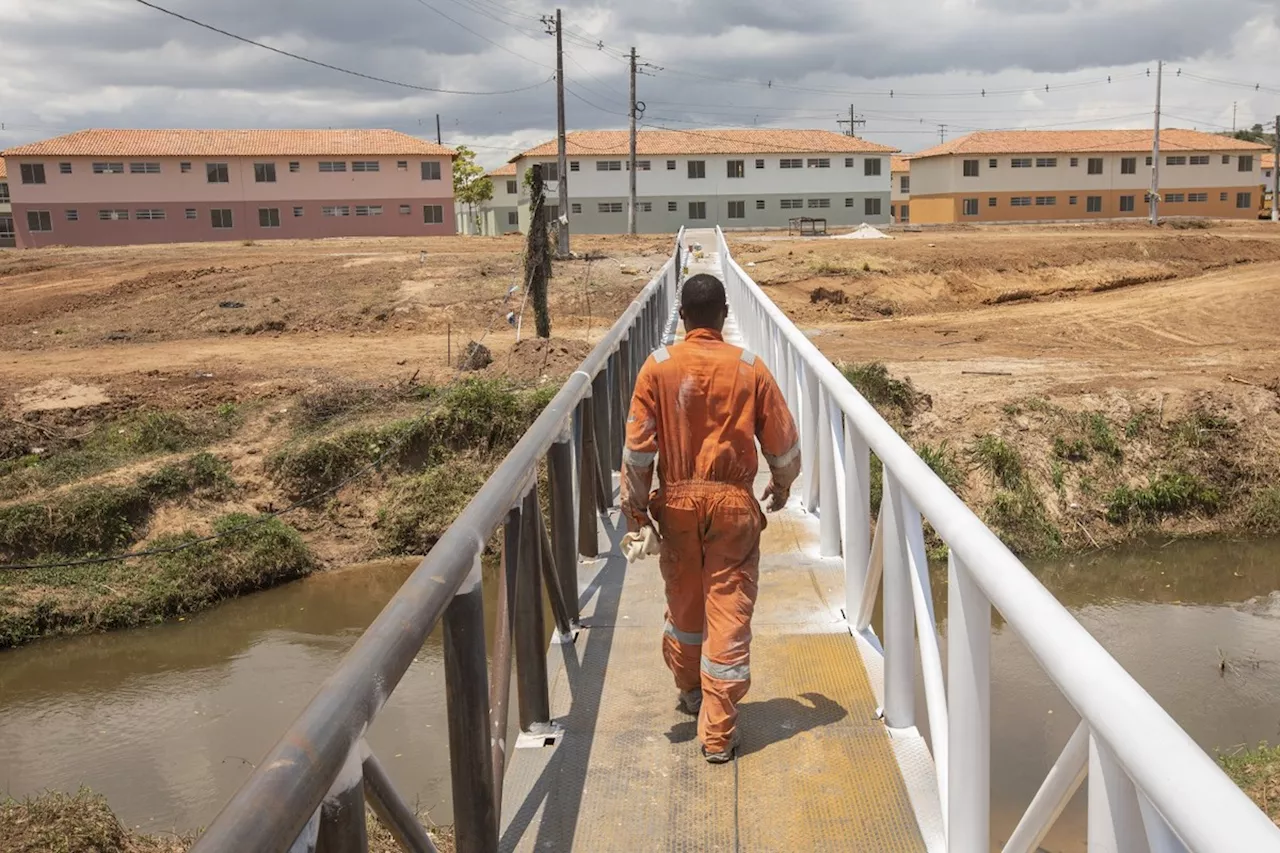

left=664, top=621, right=704, bottom=646
left=623, top=448, right=656, bottom=467
left=739, top=349, right=756, bottom=366
left=653, top=347, right=671, bottom=363
left=701, top=655, right=749, bottom=682
left=763, top=440, right=801, bottom=469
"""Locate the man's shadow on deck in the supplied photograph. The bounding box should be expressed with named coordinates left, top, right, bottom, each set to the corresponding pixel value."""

left=663, top=691, right=848, bottom=756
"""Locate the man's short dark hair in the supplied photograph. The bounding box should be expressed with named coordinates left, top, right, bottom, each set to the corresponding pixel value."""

left=680, top=274, right=727, bottom=328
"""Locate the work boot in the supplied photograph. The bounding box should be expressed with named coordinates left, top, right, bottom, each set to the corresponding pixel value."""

left=677, top=688, right=702, bottom=716
left=701, top=733, right=738, bottom=765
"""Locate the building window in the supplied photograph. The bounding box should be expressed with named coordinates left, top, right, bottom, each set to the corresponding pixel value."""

left=1086, top=196, right=1103, bottom=212
left=570, top=161, right=580, bottom=172
left=756, top=200, right=766, bottom=210
left=0, top=183, right=6, bottom=204
left=1036, top=158, right=1058, bottom=168
left=988, top=197, right=998, bottom=207
left=320, top=161, right=348, bottom=173
left=352, top=161, right=380, bottom=172
left=60, top=209, right=77, bottom=222
left=989, top=159, right=998, bottom=169
left=1239, top=156, right=1255, bottom=172
left=1190, top=155, right=1210, bottom=165
left=1238, top=192, right=1253, bottom=209
left=322, top=206, right=351, bottom=217
left=1166, top=155, right=1187, bottom=166
left=963, top=160, right=980, bottom=177
left=687, top=161, right=706, bottom=179
left=1165, top=193, right=1185, bottom=203
left=1011, top=158, right=1032, bottom=168
left=180, top=162, right=192, bottom=173
left=757, top=159, right=767, bottom=169
left=1069, top=196, right=1078, bottom=205
left=865, top=197, right=882, bottom=216
left=258, top=208, right=281, bottom=228
left=1121, top=157, right=1137, bottom=174
left=547, top=205, right=559, bottom=222
left=634, top=160, right=652, bottom=171
left=420, top=161, right=441, bottom=181
left=211, top=209, right=233, bottom=228
left=59, top=162, right=72, bottom=175
left=1223, top=155, right=1232, bottom=165
left=1035, top=196, right=1057, bottom=206
left=503, top=179, right=516, bottom=195
left=185, top=209, right=197, bottom=220
left=963, top=198, right=979, bottom=216
left=1070, top=158, right=1079, bottom=167
left=296, top=207, right=307, bottom=217
left=807, top=198, right=830, bottom=209
left=807, top=158, right=831, bottom=169
left=98, top=209, right=129, bottom=221
left=255, top=163, right=277, bottom=183
left=1146, top=156, right=1154, bottom=166
left=1084, top=158, right=1102, bottom=175
left=1221, top=192, right=1230, bottom=202
left=207, top=163, right=230, bottom=183
left=571, top=203, right=581, bottom=214
left=596, top=161, right=621, bottom=172
left=20, top=164, right=46, bottom=184
left=0, top=216, right=12, bottom=239
left=355, top=205, right=383, bottom=216
left=780, top=199, right=802, bottom=209
left=845, top=158, right=854, bottom=168
left=129, top=162, right=161, bottom=174
left=135, top=209, right=166, bottom=220
left=779, top=158, right=802, bottom=169
left=598, top=202, right=623, bottom=214
left=667, top=160, right=677, bottom=170
left=395, top=161, right=407, bottom=171
left=845, top=198, right=854, bottom=207
left=1119, top=196, right=1135, bottom=213
left=727, top=160, right=745, bottom=178
left=423, top=205, right=444, bottom=224
left=900, top=176, right=910, bottom=193
left=668, top=201, right=678, bottom=212
left=508, top=211, right=519, bottom=226
left=27, top=211, right=52, bottom=232
left=864, top=158, right=882, bottom=176
left=541, top=162, right=560, bottom=181
left=1010, top=197, right=1032, bottom=207
left=1189, top=192, right=1208, bottom=203
left=727, top=201, right=746, bottom=219
left=638, top=201, right=653, bottom=212
left=92, top=162, right=125, bottom=174
left=688, top=201, right=707, bottom=220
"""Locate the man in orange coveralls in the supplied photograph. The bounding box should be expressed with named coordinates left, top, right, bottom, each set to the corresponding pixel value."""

left=620, top=273, right=801, bottom=764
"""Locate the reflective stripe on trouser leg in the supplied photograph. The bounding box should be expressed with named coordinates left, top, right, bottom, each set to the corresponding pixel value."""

left=659, top=504, right=705, bottom=694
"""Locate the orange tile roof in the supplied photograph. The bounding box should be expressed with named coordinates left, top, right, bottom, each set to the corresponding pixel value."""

left=891, top=155, right=911, bottom=173
left=487, top=163, right=517, bottom=177
left=911, top=128, right=1268, bottom=159
left=0, top=158, right=5, bottom=181
left=1264, top=153, right=1276, bottom=170
left=1, top=129, right=454, bottom=158
left=515, top=129, right=896, bottom=160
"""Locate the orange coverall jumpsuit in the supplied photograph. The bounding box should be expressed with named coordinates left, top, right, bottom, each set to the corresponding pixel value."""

left=620, top=328, right=801, bottom=754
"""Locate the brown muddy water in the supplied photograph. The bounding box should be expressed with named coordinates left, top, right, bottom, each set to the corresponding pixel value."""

left=1, top=539, right=1278, bottom=848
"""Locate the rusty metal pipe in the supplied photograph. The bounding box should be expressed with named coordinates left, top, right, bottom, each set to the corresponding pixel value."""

left=488, top=507, right=520, bottom=816
left=362, top=748, right=440, bottom=853
left=547, top=438, right=580, bottom=624
left=515, top=490, right=551, bottom=730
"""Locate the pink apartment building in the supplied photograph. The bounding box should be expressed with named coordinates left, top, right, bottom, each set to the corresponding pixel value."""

left=1, top=129, right=457, bottom=248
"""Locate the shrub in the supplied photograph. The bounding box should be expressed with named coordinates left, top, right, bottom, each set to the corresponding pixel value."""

left=915, top=441, right=963, bottom=493
left=840, top=363, right=917, bottom=420
left=1105, top=472, right=1221, bottom=524
left=971, top=435, right=1023, bottom=490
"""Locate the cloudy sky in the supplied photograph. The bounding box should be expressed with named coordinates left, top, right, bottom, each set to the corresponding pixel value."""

left=1, top=0, right=1278, bottom=169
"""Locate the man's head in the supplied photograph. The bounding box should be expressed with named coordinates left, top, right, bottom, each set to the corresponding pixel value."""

left=679, top=274, right=729, bottom=331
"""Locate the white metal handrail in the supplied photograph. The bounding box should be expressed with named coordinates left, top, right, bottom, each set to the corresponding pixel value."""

left=714, top=227, right=1280, bottom=853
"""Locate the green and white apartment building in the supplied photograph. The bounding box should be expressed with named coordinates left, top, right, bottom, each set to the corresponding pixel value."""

left=509, top=129, right=896, bottom=234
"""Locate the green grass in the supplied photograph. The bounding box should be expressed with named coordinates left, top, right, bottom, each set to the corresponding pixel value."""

left=1052, top=436, right=1091, bottom=462
left=377, top=459, right=493, bottom=555
left=0, top=514, right=314, bottom=648
left=915, top=441, right=963, bottom=493
left=1125, top=411, right=1153, bottom=439
left=1051, top=459, right=1065, bottom=493
left=1083, top=412, right=1122, bottom=461
left=1245, top=487, right=1280, bottom=533
left=1218, top=743, right=1280, bottom=825
left=1172, top=412, right=1234, bottom=448
left=970, top=435, right=1023, bottom=490
left=985, top=485, right=1062, bottom=556
left=839, top=363, right=917, bottom=422
left=1105, top=472, right=1222, bottom=524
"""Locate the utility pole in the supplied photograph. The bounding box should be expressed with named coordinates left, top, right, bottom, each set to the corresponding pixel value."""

left=1233, top=101, right=1238, bottom=133
left=436, top=114, right=442, bottom=146
left=628, top=46, right=638, bottom=235
left=542, top=10, right=571, bottom=257
left=1272, top=115, right=1279, bottom=222
left=938, top=124, right=948, bottom=144
left=1150, top=59, right=1163, bottom=227
left=837, top=106, right=865, bottom=137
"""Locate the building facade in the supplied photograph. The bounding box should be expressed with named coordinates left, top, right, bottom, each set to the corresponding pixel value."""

left=2, top=129, right=456, bottom=248
left=458, top=163, right=520, bottom=235
left=907, top=129, right=1270, bottom=225
left=512, top=129, right=896, bottom=234
left=0, top=159, right=13, bottom=247
left=890, top=155, right=911, bottom=224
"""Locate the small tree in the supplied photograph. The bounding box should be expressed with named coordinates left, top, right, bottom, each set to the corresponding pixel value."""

left=453, top=145, right=493, bottom=234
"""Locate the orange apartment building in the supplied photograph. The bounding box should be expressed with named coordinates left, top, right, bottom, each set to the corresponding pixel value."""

left=890, top=155, right=911, bottom=223
left=907, top=129, right=1270, bottom=224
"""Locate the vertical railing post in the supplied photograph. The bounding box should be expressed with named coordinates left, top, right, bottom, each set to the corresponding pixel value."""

left=817, top=389, right=840, bottom=556
left=1089, top=734, right=1151, bottom=853
left=590, top=372, right=612, bottom=507
left=948, top=552, right=990, bottom=853
left=843, top=423, right=871, bottom=620
left=362, top=749, right=440, bottom=853
left=313, top=746, right=368, bottom=853
left=801, top=365, right=820, bottom=512
left=881, top=471, right=915, bottom=729
left=577, top=400, right=599, bottom=558
left=489, top=506, right=520, bottom=813
left=547, top=435, right=579, bottom=625
left=515, top=489, right=551, bottom=731
left=443, top=557, right=498, bottom=853
left=609, top=349, right=625, bottom=471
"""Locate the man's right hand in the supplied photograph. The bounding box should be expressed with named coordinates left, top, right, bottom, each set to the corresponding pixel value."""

left=761, top=480, right=789, bottom=512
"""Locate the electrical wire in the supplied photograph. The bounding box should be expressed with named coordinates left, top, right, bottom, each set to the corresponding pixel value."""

left=406, top=0, right=553, bottom=69
left=130, top=0, right=553, bottom=96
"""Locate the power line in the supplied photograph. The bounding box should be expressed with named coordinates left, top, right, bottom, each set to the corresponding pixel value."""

left=406, top=0, right=552, bottom=69
left=130, top=0, right=553, bottom=96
